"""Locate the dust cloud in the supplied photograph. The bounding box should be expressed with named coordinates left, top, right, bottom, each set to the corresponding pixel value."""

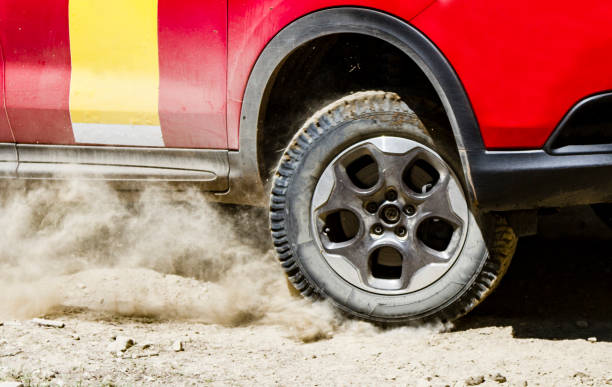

left=0, top=180, right=447, bottom=341
left=0, top=180, right=352, bottom=341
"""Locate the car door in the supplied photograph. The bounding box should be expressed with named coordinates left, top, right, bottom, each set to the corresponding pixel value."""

left=1, top=0, right=227, bottom=149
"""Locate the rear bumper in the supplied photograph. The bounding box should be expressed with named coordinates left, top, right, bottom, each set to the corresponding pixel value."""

left=470, top=149, right=612, bottom=211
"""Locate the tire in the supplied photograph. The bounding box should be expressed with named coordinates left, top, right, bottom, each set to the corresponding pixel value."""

left=269, top=91, right=517, bottom=324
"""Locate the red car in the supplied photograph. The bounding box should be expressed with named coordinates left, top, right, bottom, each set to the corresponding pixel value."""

left=2, top=0, right=611, bottom=323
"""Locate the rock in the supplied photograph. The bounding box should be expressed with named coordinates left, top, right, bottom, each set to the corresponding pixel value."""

left=573, top=371, right=594, bottom=384
left=465, top=375, right=485, bottom=386
left=141, top=342, right=153, bottom=350
left=31, top=318, right=65, bottom=328
left=587, top=337, right=597, bottom=343
left=491, top=373, right=507, bottom=383
left=576, top=320, right=589, bottom=328
left=41, top=370, right=58, bottom=380
left=108, top=336, right=135, bottom=353
left=77, top=283, right=86, bottom=289
left=171, top=340, right=184, bottom=352
left=0, top=322, right=3, bottom=327
left=131, top=352, right=160, bottom=359
left=71, top=334, right=80, bottom=341
left=117, top=336, right=135, bottom=351
left=574, top=372, right=588, bottom=377
left=0, top=350, right=22, bottom=357
left=0, top=382, right=24, bottom=387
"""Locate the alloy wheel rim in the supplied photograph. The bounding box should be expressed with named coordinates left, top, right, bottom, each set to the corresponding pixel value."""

left=311, top=136, right=469, bottom=295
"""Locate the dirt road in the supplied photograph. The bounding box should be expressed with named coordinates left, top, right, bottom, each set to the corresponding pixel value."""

left=0, top=184, right=611, bottom=386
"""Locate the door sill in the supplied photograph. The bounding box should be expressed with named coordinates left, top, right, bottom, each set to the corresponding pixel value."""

left=0, top=143, right=229, bottom=191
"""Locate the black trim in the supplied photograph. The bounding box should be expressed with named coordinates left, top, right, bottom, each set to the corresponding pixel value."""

left=548, top=143, right=612, bottom=155
left=545, top=92, right=612, bottom=155
left=470, top=150, right=612, bottom=210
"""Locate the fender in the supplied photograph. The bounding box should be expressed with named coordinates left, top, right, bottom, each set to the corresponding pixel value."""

left=216, top=7, right=484, bottom=206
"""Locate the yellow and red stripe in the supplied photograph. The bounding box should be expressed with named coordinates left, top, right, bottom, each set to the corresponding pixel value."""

left=1, top=0, right=227, bottom=148
left=69, top=0, right=163, bottom=146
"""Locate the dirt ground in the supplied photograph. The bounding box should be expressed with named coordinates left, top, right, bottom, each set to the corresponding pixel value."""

left=0, top=184, right=611, bottom=386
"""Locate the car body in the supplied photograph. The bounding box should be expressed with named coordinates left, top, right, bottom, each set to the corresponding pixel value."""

left=2, top=0, right=611, bottom=322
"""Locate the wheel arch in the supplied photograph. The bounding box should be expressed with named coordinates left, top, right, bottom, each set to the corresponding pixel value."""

left=216, top=7, right=484, bottom=207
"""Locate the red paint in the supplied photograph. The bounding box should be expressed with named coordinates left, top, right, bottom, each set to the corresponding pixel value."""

left=227, top=0, right=434, bottom=149
left=412, top=0, right=612, bottom=149
left=0, top=0, right=74, bottom=144
left=158, top=0, right=227, bottom=149
left=4, top=0, right=612, bottom=151
left=0, top=43, right=14, bottom=142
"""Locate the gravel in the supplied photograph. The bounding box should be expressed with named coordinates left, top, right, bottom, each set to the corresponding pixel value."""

left=171, top=340, right=184, bottom=352
left=465, top=375, right=485, bottom=385
left=0, top=208, right=611, bottom=385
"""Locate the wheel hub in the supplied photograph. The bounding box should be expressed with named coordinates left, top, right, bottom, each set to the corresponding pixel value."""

left=380, top=204, right=401, bottom=224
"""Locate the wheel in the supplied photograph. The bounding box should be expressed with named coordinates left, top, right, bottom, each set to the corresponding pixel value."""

left=269, top=91, right=517, bottom=324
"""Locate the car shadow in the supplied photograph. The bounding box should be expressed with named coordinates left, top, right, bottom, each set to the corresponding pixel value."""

left=454, top=232, right=612, bottom=342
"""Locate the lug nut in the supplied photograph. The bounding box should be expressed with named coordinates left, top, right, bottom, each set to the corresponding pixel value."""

left=365, top=201, right=378, bottom=214
left=372, top=224, right=384, bottom=235
left=385, top=189, right=398, bottom=201
left=395, top=226, right=407, bottom=237
left=403, top=205, right=416, bottom=216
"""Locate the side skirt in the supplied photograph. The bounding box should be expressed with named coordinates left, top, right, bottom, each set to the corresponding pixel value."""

left=0, top=143, right=229, bottom=191
left=0, top=143, right=17, bottom=177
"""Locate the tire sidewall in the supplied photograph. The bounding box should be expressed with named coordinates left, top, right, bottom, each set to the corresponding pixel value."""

left=284, top=112, right=489, bottom=322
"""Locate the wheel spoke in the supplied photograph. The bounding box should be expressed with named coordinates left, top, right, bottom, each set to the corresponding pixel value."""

left=398, top=240, right=449, bottom=289
left=335, top=143, right=383, bottom=194
left=321, top=234, right=371, bottom=279
left=417, top=174, right=464, bottom=229
left=372, top=147, right=421, bottom=192
left=314, top=166, right=368, bottom=218
left=314, top=144, right=382, bottom=221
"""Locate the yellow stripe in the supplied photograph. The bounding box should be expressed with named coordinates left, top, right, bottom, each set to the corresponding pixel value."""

left=68, top=0, right=160, bottom=126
